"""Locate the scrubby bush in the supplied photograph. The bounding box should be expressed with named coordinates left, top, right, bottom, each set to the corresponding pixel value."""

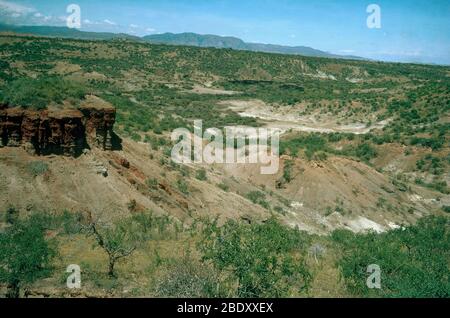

left=217, top=182, right=230, bottom=192
left=195, top=168, right=207, bottom=181
left=177, top=179, right=189, bottom=194
left=410, top=137, right=444, bottom=151
left=153, top=254, right=224, bottom=298
left=246, top=191, right=269, bottom=209
left=280, top=133, right=328, bottom=159
left=59, top=210, right=83, bottom=235
left=198, top=218, right=312, bottom=297
left=332, top=216, right=449, bottom=298
left=282, top=160, right=294, bottom=183
left=353, top=142, right=377, bottom=162
left=27, top=161, right=49, bottom=177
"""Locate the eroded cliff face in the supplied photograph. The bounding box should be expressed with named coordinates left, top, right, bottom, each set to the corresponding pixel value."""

left=0, top=98, right=117, bottom=156
left=79, top=106, right=116, bottom=151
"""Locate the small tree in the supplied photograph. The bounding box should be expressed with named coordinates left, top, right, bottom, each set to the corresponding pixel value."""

left=0, top=215, right=57, bottom=298
left=83, top=221, right=136, bottom=278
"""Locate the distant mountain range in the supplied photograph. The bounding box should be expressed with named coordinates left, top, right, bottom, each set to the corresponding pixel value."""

left=143, top=32, right=364, bottom=60
left=0, top=24, right=140, bottom=41
left=0, top=24, right=363, bottom=60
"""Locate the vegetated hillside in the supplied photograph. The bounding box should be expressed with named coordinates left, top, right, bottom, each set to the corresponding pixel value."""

left=0, top=33, right=448, bottom=298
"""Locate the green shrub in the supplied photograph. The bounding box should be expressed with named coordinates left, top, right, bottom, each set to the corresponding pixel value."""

left=198, top=218, right=312, bottom=297
left=59, top=210, right=83, bottom=235
left=410, top=137, right=444, bottom=151
left=332, top=216, right=450, bottom=298
left=415, top=178, right=449, bottom=194
left=280, top=133, right=328, bottom=159
left=353, top=142, right=377, bottom=162
left=283, top=160, right=294, bottom=183
left=217, top=182, right=230, bottom=192
left=153, top=254, right=224, bottom=298
left=273, top=206, right=287, bottom=216
left=177, top=179, right=189, bottom=194
left=129, top=211, right=173, bottom=241
left=195, top=168, right=207, bottom=181
left=27, top=161, right=49, bottom=177
left=246, top=191, right=269, bottom=209
left=131, top=133, right=142, bottom=142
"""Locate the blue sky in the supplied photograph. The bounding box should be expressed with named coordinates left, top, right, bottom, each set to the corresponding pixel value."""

left=1, top=0, right=449, bottom=64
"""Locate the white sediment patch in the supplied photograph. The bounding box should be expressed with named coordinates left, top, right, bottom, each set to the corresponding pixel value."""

left=388, top=222, right=401, bottom=230
left=221, top=100, right=391, bottom=135
left=346, top=217, right=386, bottom=233
left=290, top=201, right=304, bottom=208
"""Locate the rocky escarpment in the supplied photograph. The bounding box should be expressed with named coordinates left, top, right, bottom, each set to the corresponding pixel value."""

left=78, top=96, right=117, bottom=152
left=0, top=97, right=118, bottom=156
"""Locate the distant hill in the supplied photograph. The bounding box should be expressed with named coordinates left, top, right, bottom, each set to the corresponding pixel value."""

left=0, top=24, right=363, bottom=60
left=143, top=32, right=249, bottom=50
left=0, top=24, right=140, bottom=41
left=143, top=32, right=364, bottom=59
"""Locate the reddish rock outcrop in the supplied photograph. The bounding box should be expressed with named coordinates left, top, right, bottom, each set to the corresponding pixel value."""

left=79, top=107, right=116, bottom=151
left=79, top=95, right=117, bottom=151
left=0, top=99, right=118, bottom=156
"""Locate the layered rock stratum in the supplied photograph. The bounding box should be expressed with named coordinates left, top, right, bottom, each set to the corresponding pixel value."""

left=0, top=96, right=117, bottom=156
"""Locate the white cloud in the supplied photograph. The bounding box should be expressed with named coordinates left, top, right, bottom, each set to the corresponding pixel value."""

left=83, top=19, right=102, bottom=25
left=146, top=27, right=156, bottom=32
left=373, top=50, right=423, bottom=57
left=0, top=0, right=34, bottom=14
left=103, top=19, right=117, bottom=26
left=130, top=23, right=139, bottom=28
left=0, top=1, right=66, bottom=26
left=339, top=49, right=355, bottom=54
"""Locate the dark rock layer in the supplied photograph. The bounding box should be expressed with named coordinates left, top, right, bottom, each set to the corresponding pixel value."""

left=0, top=104, right=117, bottom=156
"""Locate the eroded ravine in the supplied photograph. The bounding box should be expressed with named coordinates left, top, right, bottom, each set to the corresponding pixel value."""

left=219, top=99, right=390, bottom=135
